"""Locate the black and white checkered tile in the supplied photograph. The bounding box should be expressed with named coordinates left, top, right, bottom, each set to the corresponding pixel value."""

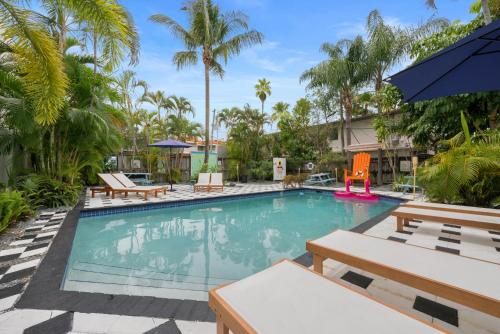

left=84, top=182, right=419, bottom=210
left=2, top=186, right=498, bottom=333
left=321, top=216, right=500, bottom=334
left=0, top=210, right=68, bottom=313
left=84, top=183, right=288, bottom=209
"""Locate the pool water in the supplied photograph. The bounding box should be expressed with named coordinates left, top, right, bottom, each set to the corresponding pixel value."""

left=62, top=191, right=398, bottom=300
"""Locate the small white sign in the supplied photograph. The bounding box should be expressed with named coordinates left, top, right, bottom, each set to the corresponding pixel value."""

left=273, top=158, right=286, bottom=181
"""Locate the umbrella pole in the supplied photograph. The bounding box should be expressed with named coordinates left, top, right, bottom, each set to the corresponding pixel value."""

left=169, top=147, right=173, bottom=191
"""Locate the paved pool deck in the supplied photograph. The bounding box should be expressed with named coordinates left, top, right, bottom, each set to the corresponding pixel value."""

left=0, top=183, right=498, bottom=333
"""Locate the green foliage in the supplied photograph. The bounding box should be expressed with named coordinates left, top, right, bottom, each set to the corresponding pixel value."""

left=315, top=151, right=345, bottom=172
left=247, top=161, right=273, bottom=181
left=218, top=104, right=269, bottom=168
left=398, top=92, right=497, bottom=149
left=0, top=189, right=32, bottom=233
left=419, top=126, right=500, bottom=207
left=150, top=0, right=263, bottom=160
left=17, top=174, right=81, bottom=208
left=410, top=18, right=482, bottom=62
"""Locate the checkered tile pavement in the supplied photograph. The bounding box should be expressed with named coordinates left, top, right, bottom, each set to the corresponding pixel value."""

left=322, top=216, right=500, bottom=334
left=0, top=210, right=68, bottom=314
left=0, top=183, right=498, bottom=333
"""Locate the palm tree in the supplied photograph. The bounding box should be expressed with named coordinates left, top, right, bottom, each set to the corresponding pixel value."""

left=149, top=0, right=263, bottom=163
left=0, top=0, right=67, bottom=125
left=426, top=0, right=492, bottom=24
left=365, top=10, right=447, bottom=111
left=271, top=102, right=290, bottom=125
left=255, top=78, right=271, bottom=115
left=140, top=90, right=170, bottom=125
left=301, top=37, right=371, bottom=149
left=168, top=95, right=195, bottom=118
left=114, top=71, right=147, bottom=163
left=0, top=0, right=139, bottom=125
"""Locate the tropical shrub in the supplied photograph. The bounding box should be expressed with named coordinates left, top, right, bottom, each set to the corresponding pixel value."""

left=0, top=190, right=32, bottom=233
left=419, top=114, right=500, bottom=207
left=17, top=175, right=81, bottom=208
left=247, top=161, right=273, bottom=181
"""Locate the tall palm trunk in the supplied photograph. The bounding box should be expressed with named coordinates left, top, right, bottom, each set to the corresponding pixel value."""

left=339, top=103, right=345, bottom=154
left=482, top=0, right=492, bottom=24
left=203, top=60, right=210, bottom=164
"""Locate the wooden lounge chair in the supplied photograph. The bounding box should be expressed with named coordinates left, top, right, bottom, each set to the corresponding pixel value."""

left=90, top=186, right=110, bottom=198
left=209, top=259, right=448, bottom=334
left=194, top=173, right=211, bottom=192
left=344, top=152, right=370, bottom=186
left=112, top=173, right=167, bottom=194
left=210, top=173, right=224, bottom=192
left=97, top=173, right=161, bottom=200
left=392, top=206, right=500, bottom=232
left=403, top=201, right=500, bottom=217
left=306, top=230, right=500, bottom=318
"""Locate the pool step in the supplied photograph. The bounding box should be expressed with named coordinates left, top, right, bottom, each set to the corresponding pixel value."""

left=65, top=261, right=230, bottom=293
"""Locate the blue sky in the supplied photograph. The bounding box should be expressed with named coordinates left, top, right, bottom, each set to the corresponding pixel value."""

left=119, top=0, right=475, bottom=138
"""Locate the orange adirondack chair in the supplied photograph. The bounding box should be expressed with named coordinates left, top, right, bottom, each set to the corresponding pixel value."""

left=344, top=153, right=371, bottom=186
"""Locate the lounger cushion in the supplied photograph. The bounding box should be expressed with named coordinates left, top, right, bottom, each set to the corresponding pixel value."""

left=404, top=201, right=500, bottom=216
left=309, top=230, right=500, bottom=303
left=393, top=207, right=500, bottom=225
left=212, top=260, right=445, bottom=334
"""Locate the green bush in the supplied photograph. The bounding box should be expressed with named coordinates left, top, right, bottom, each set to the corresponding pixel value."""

left=419, top=115, right=500, bottom=207
left=247, top=161, right=273, bottom=181
left=17, top=175, right=81, bottom=208
left=0, top=190, right=32, bottom=233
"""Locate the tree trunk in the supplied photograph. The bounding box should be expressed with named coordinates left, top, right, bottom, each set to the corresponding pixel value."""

left=93, top=29, right=98, bottom=75
left=339, top=103, right=345, bottom=154
left=204, top=61, right=210, bottom=164
left=489, top=108, right=497, bottom=130
left=344, top=96, right=352, bottom=147
left=482, top=0, right=492, bottom=24
left=375, top=70, right=383, bottom=114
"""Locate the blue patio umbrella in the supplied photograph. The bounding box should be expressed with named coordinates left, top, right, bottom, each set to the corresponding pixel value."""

left=148, top=139, right=192, bottom=191
left=385, top=18, right=500, bottom=102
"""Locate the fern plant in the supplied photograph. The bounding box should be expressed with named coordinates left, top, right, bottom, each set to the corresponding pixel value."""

left=419, top=112, right=500, bottom=207
left=0, top=190, right=32, bottom=232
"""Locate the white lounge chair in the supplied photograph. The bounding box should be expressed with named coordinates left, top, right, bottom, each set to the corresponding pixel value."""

left=392, top=206, right=500, bottom=232
left=306, top=230, right=500, bottom=318
left=97, top=173, right=162, bottom=200
left=112, top=173, right=167, bottom=194
left=403, top=201, right=500, bottom=217
left=209, top=260, right=448, bottom=334
left=209, top=173, right=224, bottom=191
left=194, top=173, right=211, bottom=192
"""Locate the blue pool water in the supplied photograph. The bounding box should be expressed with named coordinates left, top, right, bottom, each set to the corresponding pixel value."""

left=63, top=191, right=399, bottom=300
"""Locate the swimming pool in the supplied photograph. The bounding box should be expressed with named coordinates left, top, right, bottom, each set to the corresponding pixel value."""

left=62, top=190, right=399, bottom=301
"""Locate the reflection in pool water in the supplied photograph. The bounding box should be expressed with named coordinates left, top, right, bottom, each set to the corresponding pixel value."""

left=63, top=191, right=398, bottom=300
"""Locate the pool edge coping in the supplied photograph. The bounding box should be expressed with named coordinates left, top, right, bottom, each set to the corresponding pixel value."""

left=16, top=187, right=404, bottom=321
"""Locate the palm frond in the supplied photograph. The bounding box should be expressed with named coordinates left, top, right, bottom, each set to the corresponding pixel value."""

left=172, top=50, right=198, bottom=69
left=1, top=0, right=68, bottom=125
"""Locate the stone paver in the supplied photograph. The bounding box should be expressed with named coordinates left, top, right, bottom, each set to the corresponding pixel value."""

left=0, top=183, right=498, bottom=333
